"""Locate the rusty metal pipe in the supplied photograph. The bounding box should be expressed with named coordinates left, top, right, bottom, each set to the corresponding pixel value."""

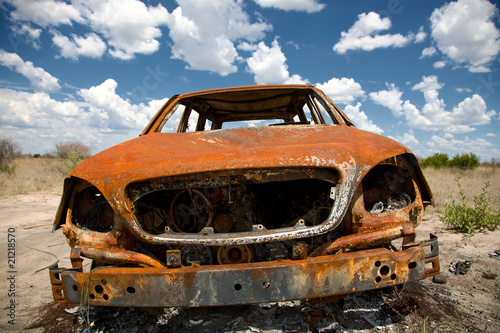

left=311, top=222, right=415, bottom=257
left=79, top=246, right=165, bottom=268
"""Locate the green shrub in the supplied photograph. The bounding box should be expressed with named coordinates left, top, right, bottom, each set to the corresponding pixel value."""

left=448, top=152, right=480, bottom=170
left=52, top=141, right=92, bottom=175
left=440, top=176, right=500, bottom=234
left=421, top=152, right=481, bottom=170
left=55, top=153, right=85, bottom=175
left=420, top=153, right=449, bottom=168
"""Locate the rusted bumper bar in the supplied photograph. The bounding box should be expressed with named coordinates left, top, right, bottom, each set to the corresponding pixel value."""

left=49, top=236, right=439, bottom=307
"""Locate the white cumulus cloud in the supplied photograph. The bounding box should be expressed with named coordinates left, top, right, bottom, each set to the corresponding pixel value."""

left=74, top=0, right=169, bottom=60
left=6, top=0, right=171, bottom=61
left=433, top=61, right=446, bottom=69
left=0, top=89, right=79, bottom=129
left=369, top=83, right=403, bottom=117
left=426, top=135, right=499, bottom=160
left=343, top=103, right=384, bottom=134
left=315, top=77, right=365, bottom=105
left=253, top=0, right=326, bottom=13
left=412, top=75, right=443, bottom=92
left=414, top=26, right=427, bottom=43
left=246, top=39, right=307, bottom=84
left=12, top=24, right=42, bottom=49
left=0, top=50, right=60, bottom=93
left=368, top=76, right=496, bottom=134
left=78, top=79, right=162, bottom=130
left=316, top=78, right=382, bottom=135
left=52, top=31, right=107, bottom=60
left=420, top=46, right=437, bottom=59
left=389, top=132, right=420, bottom=147
left=4, top=0, right=84, bottom=27
left=403, top=75, right=496, bottom=132
left=333, top=12, right=413, bottom=54
left=430, top=0, right=500, bottom=72
left=0, top=79, right=170, bottom=153
left=166, top=0, right=271, bottom=75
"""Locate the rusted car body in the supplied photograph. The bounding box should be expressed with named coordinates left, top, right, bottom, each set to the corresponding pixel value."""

left=50, top=85, right=439, bottom=307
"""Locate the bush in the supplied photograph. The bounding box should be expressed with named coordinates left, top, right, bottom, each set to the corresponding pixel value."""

left=448, top=152, right=480, bottom=170
left=420, top=153, right=449, bottom=168
left=54, top=141, right=92, bottom=159
left=440, top=176, right=500, bottom=234
left=53, top=141, right=92, bottom=175
left=421, top=152, right=481, bottom=170
left=55, top=153, right=86, bottom=175
left=0, top=137, right=22, bottom=173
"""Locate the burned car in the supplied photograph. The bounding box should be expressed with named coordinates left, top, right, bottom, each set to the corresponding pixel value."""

left=50, top=85, right=439, bottom=308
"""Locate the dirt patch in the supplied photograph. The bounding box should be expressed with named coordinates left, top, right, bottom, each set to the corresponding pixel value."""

left=0, top=193, right=499, bottom=332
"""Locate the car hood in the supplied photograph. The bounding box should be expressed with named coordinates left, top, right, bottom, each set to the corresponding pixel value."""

left=53, top=125, right=432, bottom=231
left=71, top=125, right=410, bottom=193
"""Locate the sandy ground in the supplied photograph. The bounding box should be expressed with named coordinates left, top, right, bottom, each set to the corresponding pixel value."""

left=0, top=193, right=73, bottom=332
left=0, top=193, right=499, bottom=332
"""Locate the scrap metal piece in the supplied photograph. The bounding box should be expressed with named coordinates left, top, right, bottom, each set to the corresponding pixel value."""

left=449, top=260, right=472, bottom=275
left=311, top=221, right=415, bottom=257
left=78, top=246, right=165, bottom=268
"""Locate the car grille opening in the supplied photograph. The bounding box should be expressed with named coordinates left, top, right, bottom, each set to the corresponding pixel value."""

left=130, top=168, right=339, bottom=235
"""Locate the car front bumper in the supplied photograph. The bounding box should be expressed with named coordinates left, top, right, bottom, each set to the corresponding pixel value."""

left=49, top=235, right=439, bottom=307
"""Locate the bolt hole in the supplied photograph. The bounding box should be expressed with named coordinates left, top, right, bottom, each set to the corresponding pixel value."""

left=89, top=294, right=95, bottom=299
left=262, top=282, right=270, bottom=289
left=234, top=283, right=242, bottom=291
left=101, top=279, right=107, bottom=285
left=127, top=287, right=136, bottom=294
left=391, top=274, right=397, bottom=280
left=380, top=265, right=390, bottom=276
left=95, top=285, right=104, bottom=294
left=375, top=261, right=381, bottom=267
left=72, top=285, right=78, bottom=292
left=409, top=262, right=417, bottom=269
left=375, top=276, right=381, bottom=283
left=103, top=294, right=109, bottom=300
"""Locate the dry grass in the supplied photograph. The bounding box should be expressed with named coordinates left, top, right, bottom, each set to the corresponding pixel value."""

left=0, top=158, right=64, bottom=197
left=423, top=166, right=500, bottom=212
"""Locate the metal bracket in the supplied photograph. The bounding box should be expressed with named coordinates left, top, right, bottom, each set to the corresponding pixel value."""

left=403, top=234, right=440, bottom=277
left=70, top=248, right=84, bottom=271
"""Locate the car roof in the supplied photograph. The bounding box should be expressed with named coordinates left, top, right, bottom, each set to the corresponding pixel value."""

left=142, top=85, right=354, bottom=134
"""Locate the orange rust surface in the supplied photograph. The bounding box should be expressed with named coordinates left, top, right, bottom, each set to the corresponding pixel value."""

left=53, top=246, right=427, bottom=307
left=70, top=126, right=407, bottom=197
left=311, top=221, right=415, bottom=257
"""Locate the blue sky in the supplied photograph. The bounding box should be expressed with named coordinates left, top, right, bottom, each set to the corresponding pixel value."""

left=0, top=0, right=499, bottom=161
